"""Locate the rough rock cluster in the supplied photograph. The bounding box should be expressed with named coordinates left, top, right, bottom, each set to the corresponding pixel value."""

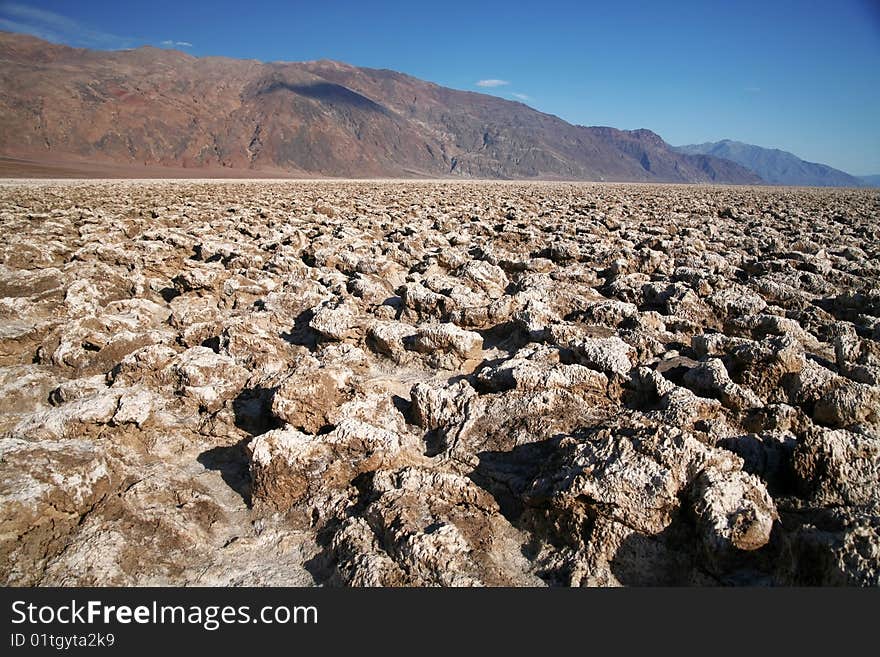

left=1, top=180, right=878, bottom=586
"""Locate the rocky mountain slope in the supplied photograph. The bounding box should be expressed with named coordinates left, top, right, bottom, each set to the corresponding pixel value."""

left=1, top=180, right=878, bottom=585
left=676, top=140, right=864, bottom=187
left=0, top=32, right=761, bottom=183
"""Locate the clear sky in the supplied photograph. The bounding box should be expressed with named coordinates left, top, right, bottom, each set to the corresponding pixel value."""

left=2, top=0, right=879, bottom=174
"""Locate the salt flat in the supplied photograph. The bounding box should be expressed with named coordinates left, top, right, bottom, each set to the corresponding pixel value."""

left=1, top=180, right=877, bottom=585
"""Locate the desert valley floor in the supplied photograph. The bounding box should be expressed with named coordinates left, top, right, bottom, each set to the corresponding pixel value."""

left=0, top=179, right=878, bottom=586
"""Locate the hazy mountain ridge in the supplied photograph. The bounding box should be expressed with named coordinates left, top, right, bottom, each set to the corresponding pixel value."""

left=0, top=32, right=761, bottom=183
left=675, top=139, right=865, bottom=187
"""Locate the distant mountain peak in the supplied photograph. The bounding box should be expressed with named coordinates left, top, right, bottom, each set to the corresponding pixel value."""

left=675, top=140, right=865, bottom=187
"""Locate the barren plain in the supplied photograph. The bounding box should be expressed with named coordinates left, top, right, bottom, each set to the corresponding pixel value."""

left=0, top=180, right=878, bottom=586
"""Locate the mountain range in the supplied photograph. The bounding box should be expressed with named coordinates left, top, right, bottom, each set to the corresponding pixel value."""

left=0, top=32, right=872, bottom=186
left=0, top=32, right=760, bottom=183
left=674, top=139, right=867, bottom=187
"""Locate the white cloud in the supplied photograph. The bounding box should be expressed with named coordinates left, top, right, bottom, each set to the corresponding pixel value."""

left=1, top=4, right=195, bottom=51
left=0, top=2, right=133, bottom=49
left=0, top=17, right=62, bottom=42
left=511, top=92, right=531, bottom=101
left=745, top=86, right=761, bottom=93
left=476, top=79, right=510, bottom=88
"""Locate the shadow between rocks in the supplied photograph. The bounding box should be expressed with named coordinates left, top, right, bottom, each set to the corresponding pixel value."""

left=302, top=472, right=379, bottom=586
left=467, top=436, right=563, bottom=523
left=159, top=286, right=180, bottom=302
left=232, top=386, right=282, bottom=437
left=280, top=308, right=319, bottom=351
left=606, top=513, right=709, bottom=586
left=477, top=321, right=527, bottom=356
left=197, top=387, right=284, bottom=507
left=197, top=438, right=253, bottom=507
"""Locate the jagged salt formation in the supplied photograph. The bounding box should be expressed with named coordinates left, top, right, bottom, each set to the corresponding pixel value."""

left=1, top=180, right=878, bottom=586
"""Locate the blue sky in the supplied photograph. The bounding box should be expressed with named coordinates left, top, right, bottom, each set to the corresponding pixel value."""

left=1, top=0, right=879, bottom=174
